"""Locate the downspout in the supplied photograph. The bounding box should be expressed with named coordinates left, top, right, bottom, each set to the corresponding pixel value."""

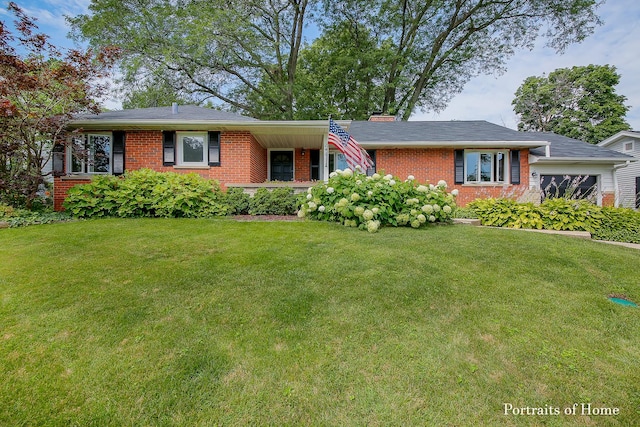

left=612, top=161, right=631, bottom=207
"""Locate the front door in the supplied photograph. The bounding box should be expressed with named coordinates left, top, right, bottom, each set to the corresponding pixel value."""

left=270, top=151, right=294, bottom=181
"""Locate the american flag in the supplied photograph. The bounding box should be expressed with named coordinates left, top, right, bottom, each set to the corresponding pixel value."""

left=328, top=118, right=374, bottom=171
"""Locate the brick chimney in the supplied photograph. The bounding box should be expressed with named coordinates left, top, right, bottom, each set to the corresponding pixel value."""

left=368, top=111, right=396, bottom=122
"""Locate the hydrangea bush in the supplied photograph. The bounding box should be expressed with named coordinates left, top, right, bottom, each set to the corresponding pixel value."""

left=297, top=169, right=457, bottom=232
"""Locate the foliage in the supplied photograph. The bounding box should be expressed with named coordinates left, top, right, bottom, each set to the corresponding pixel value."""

left=513, top=64, right=631, bottom=144
left=248, top=187, right=298, bottom=215
left=70, top=0, right=602, bottom=120
left=224, top=187, right=251, bottom=215
left=63, top=169, right=228, bottom=218
left=592, top=206, right=640, bottom=244
left=538, top=198, right=604, bottom=232
left=0, top=3, right=118, bottom=208
left=469, top=197, right=640, bottom=244
left=298, top=169, right=456, bottom=232
left=468, top=198, right=543, bottom=229
left=0, top=202, right=72, bottom=227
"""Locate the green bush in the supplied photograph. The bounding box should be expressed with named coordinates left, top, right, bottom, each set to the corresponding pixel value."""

left=63, top=169, right=228, bottom=218
left=297, top=169, right=457, bottom=232
left=0, top=203, right=71, bottom=227
left=468, top=198, right=543, bottom=229
left=538, top=198, right=604, bottom=232
left=468, top=197, right=640, bottom=244
left=225, top=187, right=251, bottom=215
left=592, top=207, right=640, bottom=244
left=248, top=187, right=298, bottom=215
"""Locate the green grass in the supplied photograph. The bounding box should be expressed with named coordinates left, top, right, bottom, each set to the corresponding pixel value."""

left=1, top=219, right=639, bottom=426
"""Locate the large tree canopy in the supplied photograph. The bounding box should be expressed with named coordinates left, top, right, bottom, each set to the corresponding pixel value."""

left=70, top=0, right=603, bottom=120
left=512, top=64, right=631, bottom=144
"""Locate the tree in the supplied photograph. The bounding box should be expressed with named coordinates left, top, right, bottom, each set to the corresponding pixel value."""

left=0, top=2, right=117, bottom=208
left=70, top=0, right=602, bottom=120
left=512, top=65, right=631, bottom=144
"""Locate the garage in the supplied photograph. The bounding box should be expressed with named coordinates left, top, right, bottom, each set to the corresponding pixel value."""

left=540, top=175, right=598, bottom=201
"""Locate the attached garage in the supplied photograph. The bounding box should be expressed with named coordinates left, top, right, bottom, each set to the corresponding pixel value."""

left=540, top=175, right=598, bottom=201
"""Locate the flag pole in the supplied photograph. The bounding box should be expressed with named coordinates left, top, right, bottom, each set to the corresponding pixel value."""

left=323, top=116, right=330, bottom=183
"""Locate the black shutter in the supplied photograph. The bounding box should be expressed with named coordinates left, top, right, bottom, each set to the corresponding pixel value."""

left=208, top=131, right=220, bottom=166
left=454, top=149, right=464, bottom=184
left=510, top=150, right=521, bottom=184
left=52, top=143, right=65, bottom=176
left=163, top=131, right=175, bottom=166
left=112, top=131, right=125, bottom=175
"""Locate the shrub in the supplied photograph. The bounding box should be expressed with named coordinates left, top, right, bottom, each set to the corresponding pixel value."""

left=225, top=187, right=251, bottom=215
left=538, top=198, right=604, bottom=232
left=0, top=203, right=71, bottom=227
left=468, top=198, right=543, bottom=229
left=63, top=169, right=228, bottom=218
left=248, top=187, right=298, bottom=215
left=297, top=169, right=457, bottom=232
left=592, top=207, right=640, bottom=244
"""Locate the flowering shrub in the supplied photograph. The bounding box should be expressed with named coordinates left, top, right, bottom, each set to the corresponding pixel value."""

left=297, top=169, right=457, bottom=232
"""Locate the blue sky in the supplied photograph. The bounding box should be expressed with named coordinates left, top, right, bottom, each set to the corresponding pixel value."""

left=3, top=0, right=639, bottom=130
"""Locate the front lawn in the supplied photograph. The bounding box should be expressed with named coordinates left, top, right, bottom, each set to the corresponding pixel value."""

left=1, top=219, right=638, bottom=426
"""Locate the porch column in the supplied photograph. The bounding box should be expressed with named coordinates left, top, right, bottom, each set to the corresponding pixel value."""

left=323, top=132, right=329, bottom=183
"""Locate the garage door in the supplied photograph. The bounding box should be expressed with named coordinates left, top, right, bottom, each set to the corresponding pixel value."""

left=540, top=175, right=597, bottom=201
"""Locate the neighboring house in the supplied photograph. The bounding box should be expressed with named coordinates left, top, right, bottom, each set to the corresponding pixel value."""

left=52, top=105, right=634, bottom=210
left=598, top=131, right=640, bottom=209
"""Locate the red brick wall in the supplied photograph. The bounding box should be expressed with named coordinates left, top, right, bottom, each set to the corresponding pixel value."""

left=602, top=192, right=615, bottom=207
left=53, top=130, right=267, bottom=210
left=375, top=148, right=530, bottom=206
left=53, top=177, right=92, bottom=211
left=294, top=148, right=311, bottom=181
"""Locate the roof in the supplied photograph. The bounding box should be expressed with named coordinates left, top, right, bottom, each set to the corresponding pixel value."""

left=529, top=132, right=634, bottom=163
left=74, top=104, right=258, bottom=122
left=598, top=130, right=640, bottom=148
left=348, top=120, right=548, bottom=149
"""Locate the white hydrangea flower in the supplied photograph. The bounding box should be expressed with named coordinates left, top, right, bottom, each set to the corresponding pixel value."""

left=367, top=220, right=380, bottom=233
left=356, top=179, right=362, bottom=185
left=297, top=209, right=306, bottom=218
left=429, top=215, right=436, bottom=222
left=307, top=201, right=317, bottom=211
left=433, top=204, right=441, bottom=212
left=363, top=209, right=374, bottom=220
left=327, top=186, right=335, bottom=194
left=351, top=193, right=361, bottom=202
left=307, top=187, right=313, bottom=194
left=411, top=220, right=420, bottom=228
left=367, top=190, right=373, bottom=196
left=306, top=193, right=312, bottom=200
left=383, top=174, right=393, bottom=180
left=443, top=205, right=452, bottom=214
left=437, top=180, right=447, bottom=188
left=417, top=214, right=426, bottom=223
left=451, top=189, right=459, bottom=196
left=416, top=185, right=428, bottom=193
left=429, top=184, right=435, bottom=190
left=342, top=168, right=353, bottom=177
left=422, top=205, right=433, bottom=214
left=354, top=206, right=365, bottom=216
left=318, top=205, right=325, bottom=212
left=329, top=171, right=338, bottom=178
left=389, top=179, right=396, bottom=186
left=372, top=207, right=379, bottom=214
left=372, top=173, right=381, bottom=180
left=339, top=198, right=349, bottom=207
left=407, top=175, right=415, bottom=181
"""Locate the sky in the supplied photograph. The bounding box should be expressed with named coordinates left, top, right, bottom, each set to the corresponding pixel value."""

left=3, top=0, right=640, bottom=131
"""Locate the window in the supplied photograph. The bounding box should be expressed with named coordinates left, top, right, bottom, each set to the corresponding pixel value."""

left=177, top=132, right=206, bottom=166
left=464, top=151, right=508, bottom=183
left=623, top=141, right=634, bottom=152
left=68, top=133, right=112, bottom=174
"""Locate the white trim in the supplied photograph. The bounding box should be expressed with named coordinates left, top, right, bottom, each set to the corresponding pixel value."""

left=463, top=149, right=510, bottom=184
left=623, top=141, right=634, bottom=153
left=67, top=132, right=113, bottom=174
left=176, top=131, right=208, bottom=167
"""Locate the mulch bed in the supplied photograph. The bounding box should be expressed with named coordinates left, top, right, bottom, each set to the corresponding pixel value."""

left=232, top=215, right=302, bottom=222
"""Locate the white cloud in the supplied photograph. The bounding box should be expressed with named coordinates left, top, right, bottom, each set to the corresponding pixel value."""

left=411, top=0, right=640, bottom=131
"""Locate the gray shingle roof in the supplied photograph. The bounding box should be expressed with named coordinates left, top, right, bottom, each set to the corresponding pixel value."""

left=529, top=132, right=632, bottom=159
left=349, top=120, right=537, bottom=142
left=77, top=105, right=257, bottom=121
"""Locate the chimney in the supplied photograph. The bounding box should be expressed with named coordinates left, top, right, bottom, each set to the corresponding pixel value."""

left=172, top=102, right=179, bottom=114
left=368, top=111, right=396, bottom=122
